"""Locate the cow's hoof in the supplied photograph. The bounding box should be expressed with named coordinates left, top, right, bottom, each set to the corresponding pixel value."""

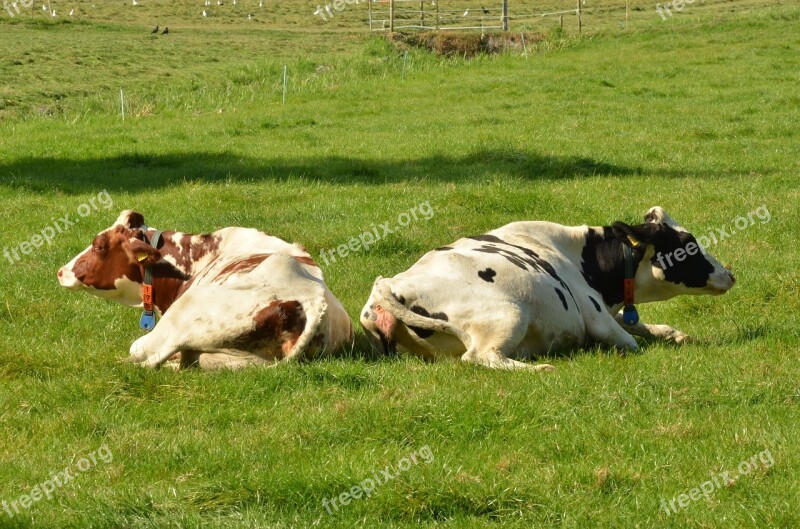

left=670, top=331, right=692, bottom=344
left=533, top=363, right=555, bottom=372
left=121, top=355, right=143, bottom=364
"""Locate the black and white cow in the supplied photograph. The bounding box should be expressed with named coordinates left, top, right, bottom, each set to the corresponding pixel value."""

left=360, top=207, right=735, bottom=370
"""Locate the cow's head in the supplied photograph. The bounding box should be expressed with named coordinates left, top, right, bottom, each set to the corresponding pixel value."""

left=612, top=206, right=735, bottom=302
left=57, top=210, right=170, bottom=307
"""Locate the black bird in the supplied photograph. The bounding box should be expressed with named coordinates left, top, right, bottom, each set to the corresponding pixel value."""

left=151, top=25, right=159, bottom=33
left=162, top=26, right=169, bottom=34
left=481, top=5, right=489, bottom=14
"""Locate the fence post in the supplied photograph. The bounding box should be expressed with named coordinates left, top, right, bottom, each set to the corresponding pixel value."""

left=435, top=0, right=439, bottom=29
left=390, top=0, right=394, bottom=31
left=420, top=0, right=424, bottom=28
left=368, top=0, right=372, bottom=30
left=502, top=0, right=508, bottom=31
left=576, top=0, right=582, bottom=34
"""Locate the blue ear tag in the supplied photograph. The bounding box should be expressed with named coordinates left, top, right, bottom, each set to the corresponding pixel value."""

left=140, top=312, right=156, bottom=331
left=623, top=304, right=639, bottom=325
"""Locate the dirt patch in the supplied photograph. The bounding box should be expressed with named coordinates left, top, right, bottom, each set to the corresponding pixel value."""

left=386, top=31, right=545, bottom=57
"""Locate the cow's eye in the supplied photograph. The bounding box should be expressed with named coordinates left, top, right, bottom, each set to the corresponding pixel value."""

left=93, top=245, right=107, bottom=255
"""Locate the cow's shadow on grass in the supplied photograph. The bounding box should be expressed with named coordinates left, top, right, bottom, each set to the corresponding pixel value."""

left=1, top=150, right=642, bottom=194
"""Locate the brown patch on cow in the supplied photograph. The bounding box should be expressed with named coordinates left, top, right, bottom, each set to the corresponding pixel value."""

left=238, top=300, right=307, bottom=360
left=295, top=255, right=317, bottom=267
left=70, top=227, right=143, bottom=290
left=214, top=254, right=318, bottom=282
left=156, top=232, right=220, bottom=274
left=217, top=254, right=272, bottom=278
left=152, top=276, right=184, bottom=313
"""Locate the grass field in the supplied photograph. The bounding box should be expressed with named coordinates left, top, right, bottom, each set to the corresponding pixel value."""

left=1, top=0, right=799, bottom=527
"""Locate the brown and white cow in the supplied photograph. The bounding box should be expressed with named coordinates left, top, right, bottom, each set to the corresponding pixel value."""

left=360, top=207, right=735, bottom=371
left=58, top=210, right=353, bottom=369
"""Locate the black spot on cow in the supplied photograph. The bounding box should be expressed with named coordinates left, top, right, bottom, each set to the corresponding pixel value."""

left=435, top=246, right=453, bottom=252
left=478, top=267, right=496, bottom=282
left=554, top=288, right=568, bottom=311
left=391, top=292, right=406, bottom=305
left=469, top=235, right=579, bottom=310
left=468, top=234, right=505, bottom=244
left=407, top=305, right=448, bottom=339
left=588, top=296, right=602, bottom=312
left=581, top=226, right=645, bottom=307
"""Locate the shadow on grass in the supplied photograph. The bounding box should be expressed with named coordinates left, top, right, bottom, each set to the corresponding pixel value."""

left=0, top=150, right=642, bottom=194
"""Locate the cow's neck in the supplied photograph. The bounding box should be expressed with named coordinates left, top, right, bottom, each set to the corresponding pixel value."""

left=580, top=226, right=646, bottom=309
left=145, top=230, right=220, bottom=313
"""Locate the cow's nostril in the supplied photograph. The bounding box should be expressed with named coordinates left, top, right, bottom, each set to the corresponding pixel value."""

left=57, top=269, right=63, bottom=278
left=729, top=272, right=736, bottom=283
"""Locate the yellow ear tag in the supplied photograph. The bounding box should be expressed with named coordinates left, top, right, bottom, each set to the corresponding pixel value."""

left=136, top=251, right=149, bottom=262
left=627, top=235, right=641, bottom=247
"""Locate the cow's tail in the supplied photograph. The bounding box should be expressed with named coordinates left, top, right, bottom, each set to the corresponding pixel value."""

left=285, top=289, right=328, bottom=362
left=373, top=277, right=472, bottom=349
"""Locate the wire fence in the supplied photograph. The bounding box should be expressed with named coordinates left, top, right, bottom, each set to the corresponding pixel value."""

left=363, top=0, right=787, bottom=34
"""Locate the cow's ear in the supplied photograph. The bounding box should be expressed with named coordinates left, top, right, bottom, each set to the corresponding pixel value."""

left=612, top=221, right=661, bottom=248
left=127, top=238, right=161, bottom=266
left=114, top=210, right=145, bottom=230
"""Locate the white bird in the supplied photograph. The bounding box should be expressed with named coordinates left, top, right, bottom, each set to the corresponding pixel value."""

left=463, top=8, right=469, bottom=16
left=325, top=4, right=332, bottom=16
left=247, top=13, right=252, bottom=19
left=259, top=0, right=263, bottom=7
left=216, top=0, right=221, bottom=5
left=41, top=4, right=46, bottom=10
left=50, top=9, right=56, bottom=16
left=202, top=9, right=207, bottom=16
left=69, top=8, right=73, bottom=15
left=132, top=0, right=138, bottom=5
left=232, top=0, right=236, bottom=5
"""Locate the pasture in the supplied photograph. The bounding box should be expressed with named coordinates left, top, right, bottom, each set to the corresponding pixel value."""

left=0, top=0, right=798, bottom=527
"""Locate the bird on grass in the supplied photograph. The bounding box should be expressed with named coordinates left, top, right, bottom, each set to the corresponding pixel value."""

left=202, top=10, right=207, bottom=16
left=151, top=25, right=159, bottom=33
left=69, top=8, right=74, bottom=15
left=132, top=0, right=138, bottom=5
left=481, top=5, right=489, bottom=14
left=462, top=8, right=469, bottom=16
left=161, top=26, right=169, bottom=34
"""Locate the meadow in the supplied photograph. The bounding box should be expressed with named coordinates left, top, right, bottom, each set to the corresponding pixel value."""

left=0, top=0, right=799, bottom=527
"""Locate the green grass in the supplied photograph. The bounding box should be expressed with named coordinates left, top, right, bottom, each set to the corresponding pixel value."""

left=1, top=1, right=799, bottom=527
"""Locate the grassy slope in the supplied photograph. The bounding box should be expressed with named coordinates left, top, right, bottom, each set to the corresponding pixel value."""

left=1, top=2, right=799, bottom=528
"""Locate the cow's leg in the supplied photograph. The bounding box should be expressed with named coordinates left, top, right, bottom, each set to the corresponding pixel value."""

left=613, top=314, right=691, bottom=344
left=459, top=316, right=555, bottom=371
left=581, top=306, right=639, bottom=351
